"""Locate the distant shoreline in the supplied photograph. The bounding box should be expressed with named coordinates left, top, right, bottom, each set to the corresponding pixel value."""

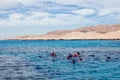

left=3, top=24, right=120, bottom=40
left=3, top=39, right=120, bottom=41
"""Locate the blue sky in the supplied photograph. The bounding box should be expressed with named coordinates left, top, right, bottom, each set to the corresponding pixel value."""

left=0, top=0, right=120, bottom=39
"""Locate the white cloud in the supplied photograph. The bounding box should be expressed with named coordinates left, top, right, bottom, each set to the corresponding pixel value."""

left=55, top=13, right=96, bottom=27
left=0, top=10, right=9, bottom=14
left=9, top=13, right=25, bottom=20
left=0, top=12, right=89, bottom=29
left=0, top=0, right=97, bottom=27
left=18, top=0, right=36, bottom=6
left=72, top=9, right=96, bottom=16
left=31, top=12, right=51, bottom=17
left=25, top=12, right=52, bottom=20
left=54, top=0, right=120, bottom=8
left=98, top=8, right=120, bottom=16
left=39, top=17, right=64, bottom=26
left=0, top=0, right=37, bottom=8
left=0, top=0, right=120, bottom=9
left=0, top=0, right=120, bottom=38
left=0, top=7, right=119, bottom=28
left=54, top=0, right=83, bottom=5
left=0, top=12, right=64, bottom=27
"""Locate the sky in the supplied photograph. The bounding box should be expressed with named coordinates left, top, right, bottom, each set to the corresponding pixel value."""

left=0, top=0, right=120, bottom=39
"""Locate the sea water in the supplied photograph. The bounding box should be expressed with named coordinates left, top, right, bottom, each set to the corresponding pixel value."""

left=0, top=40, right=120, bottom=80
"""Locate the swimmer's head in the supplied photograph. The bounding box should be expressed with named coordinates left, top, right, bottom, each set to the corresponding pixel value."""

left=79, top=58, right=82, bottom=61
left=77, top=51, right=80, bottom=55
left=107, top=56, right=111, bottom=59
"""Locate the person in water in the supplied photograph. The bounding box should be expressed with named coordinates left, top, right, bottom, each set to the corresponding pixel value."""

left=105, top=56, right=111, bottom=61
left=88, top=54, right=96, bottom=61
left=73, top=52, right=80, bottom=57
left=67, top=53, right=72, bottom=60
left=76, top=51, right=83, bottom=62
left=50, top=51, right=57, bottom=62
left=50, top=51, right=57, bottom=57
left=88, top=54, right=95, bottom=57
left=72, top=51, right=82, bottom=64
left=39, top=55, right=43, bottom=58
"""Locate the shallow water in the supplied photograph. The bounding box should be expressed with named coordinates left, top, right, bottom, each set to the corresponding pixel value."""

left=0, top=40, right=120, bottom=80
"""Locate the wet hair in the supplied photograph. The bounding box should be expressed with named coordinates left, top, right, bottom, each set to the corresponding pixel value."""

left=39, top=56, right=42, bottom=58
left=107, top=56, right=111, bottom=59
left=69, top=53, right=72, bottom=57
left=105, top=56, right=111, bottom=61
left=67, top=53, right=72, bottom=60
left=79, top=58, right=82, bottom=61
left=91, top=55, right=95, bottom=57
left=77, top=52, right=80, bottom=55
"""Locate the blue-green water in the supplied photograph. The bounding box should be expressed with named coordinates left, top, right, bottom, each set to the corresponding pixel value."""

left=0, top=40, right=120, bottom=80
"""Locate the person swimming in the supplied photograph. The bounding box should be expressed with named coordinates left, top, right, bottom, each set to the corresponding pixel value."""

left=77, top=51, right=80, bottom=56
left=50, top=51, right=57, bottom=62
left=78, top=58, right=83, bottom=62
left=38, top=55, right=43, bottom=58
left=67, top=53, right=72, bottom=60
left=105, top=56, right=119, bottom=62
left=66, top=52, right=76, bottom=64
left=76, top=52, right=83, bottom=62
left=73, top=51, right=80, bottom=57
left=88, top=54, right=95, bottom=57
left=50, top=51, right=57, bottom=57
left=105, top=56, right=111, bottom=61
left=72, top=51, right=82, bottom=64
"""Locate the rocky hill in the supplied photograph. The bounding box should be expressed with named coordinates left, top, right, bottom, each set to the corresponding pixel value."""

left=6, top=24, right=120, bottom=40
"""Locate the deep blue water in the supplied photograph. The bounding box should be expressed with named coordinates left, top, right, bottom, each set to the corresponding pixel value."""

left=0, top=40, right=120, bottom=80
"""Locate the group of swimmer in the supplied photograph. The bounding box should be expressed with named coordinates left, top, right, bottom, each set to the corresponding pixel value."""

left=67, top=52, right=82, bottom=64
left=39, top=51, right=119, bottom=64
left=50, top=51, right=82, bottom=64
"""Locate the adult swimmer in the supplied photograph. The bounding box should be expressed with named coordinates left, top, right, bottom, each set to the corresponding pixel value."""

left=70, top=51, right=82, bottom=64
left=67, top=53, right=72, bottom=60
left=50, top=51, right=57, bottom=62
